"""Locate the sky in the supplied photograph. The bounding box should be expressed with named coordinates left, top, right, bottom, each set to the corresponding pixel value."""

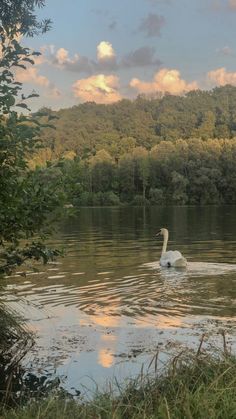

left=18, top=0, right=236, bottom=110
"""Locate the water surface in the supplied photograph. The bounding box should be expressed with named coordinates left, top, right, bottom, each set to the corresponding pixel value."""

left=3, top=206, right=236, bottom=393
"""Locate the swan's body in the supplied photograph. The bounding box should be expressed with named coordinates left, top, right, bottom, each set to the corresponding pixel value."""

left=157, top=228, right=187, bottom=268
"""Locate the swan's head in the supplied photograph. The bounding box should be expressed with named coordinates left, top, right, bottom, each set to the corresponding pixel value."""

left=156, top=228, right=169, bottom=237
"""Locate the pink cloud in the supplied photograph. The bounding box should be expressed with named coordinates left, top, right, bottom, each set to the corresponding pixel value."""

left=130, top=68, right=198, bottom=95
left=228, top=0, right=236, bottom=10
left=15, top=66, right=50, bottom=87
left=208, top=67, right=236, bottom=86
left=72, top=74, right=122, bottom=104
left=14, top=47, right=61, bottom=98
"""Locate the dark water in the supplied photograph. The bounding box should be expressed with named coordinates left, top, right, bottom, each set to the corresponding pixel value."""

left=3, top=206, right=236, bottom=394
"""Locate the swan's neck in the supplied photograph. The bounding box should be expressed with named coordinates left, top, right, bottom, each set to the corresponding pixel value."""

left=162, top=230, right=168, bottom=255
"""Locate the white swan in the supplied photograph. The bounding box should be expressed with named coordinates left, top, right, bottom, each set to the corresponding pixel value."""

left=156, top=228, right=187, bottom=268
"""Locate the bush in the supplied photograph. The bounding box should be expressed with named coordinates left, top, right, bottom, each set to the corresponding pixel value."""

left=132, top=195, right=150, bottom=206
left=149, top=188, right=165, bottom=205
left=75, top=191, right=93, bottom=206
left=74, top=191, right=120, bottom=206
left=103, top=192, right=120, bottom=206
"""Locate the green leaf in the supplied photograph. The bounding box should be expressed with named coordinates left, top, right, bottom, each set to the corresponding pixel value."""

left=16, top=103, right=29, bottom=109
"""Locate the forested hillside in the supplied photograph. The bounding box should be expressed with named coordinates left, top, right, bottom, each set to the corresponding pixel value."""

left=33, top=85, right=236, bottom=165
left=32, top=85, right=236, bottom=206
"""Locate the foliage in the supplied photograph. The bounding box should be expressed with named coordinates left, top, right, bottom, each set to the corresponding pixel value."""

left=0, top=0, right=52, bottom=37
left=0, top=0, right=63, bottom=274
left=32, top=85, right=236, bottom=166
left=3, top=350, right=236, bottom=418
left=27, top=85, right=236, bottom=206
left=0, top=0, right=51, bottom=114
left=57, top=137, right=236, bottom=206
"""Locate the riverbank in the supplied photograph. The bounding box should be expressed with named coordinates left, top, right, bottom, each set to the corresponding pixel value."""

left=2, top=347, right=236, bottom=419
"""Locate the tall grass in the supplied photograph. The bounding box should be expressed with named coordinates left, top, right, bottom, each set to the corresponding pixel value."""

left=0, top=301, right=33, bottom=406
left=2, top=336, right=236, bottom=419
left=0, top=303, right=29, bottom=354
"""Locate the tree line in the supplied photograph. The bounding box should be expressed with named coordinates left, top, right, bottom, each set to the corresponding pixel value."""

left=50, top=137, right=236, bottom=206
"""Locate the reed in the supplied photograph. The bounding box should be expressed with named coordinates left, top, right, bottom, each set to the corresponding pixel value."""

left=0, top=302, right=33, bottom=407
left=2, top=336, right=236, bottom=419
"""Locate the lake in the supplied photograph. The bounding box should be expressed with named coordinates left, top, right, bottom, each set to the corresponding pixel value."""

left=3, top=206, right=236, bottom=395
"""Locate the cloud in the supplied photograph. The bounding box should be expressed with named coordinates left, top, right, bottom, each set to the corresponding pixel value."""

left=96, top=41, right=118, bottom=71
left=138, top=13, right=165, bottom=37
left=72, top=74, right=122, bottom=104
left=130, top=68, right=198, bottom=95
left=217, top=46, right=234, bottom=56
left=15, top=67, right=61, bottom=98
left=146, top=0, right=171, bottom=4
left=208, top=0, right=236, bottom=12
left=46, top=87, right=61, bottom=98
left=15, top=66, right=50, bottom=87
left=15, top=47, right=61, bottom=98
left=49, top=42, right=161, bottom=75
left=97, top=41, right=115, bottom=61
left=50, top=43, right=117, bottom=74
left=121, top=46, right=161, bottom=68
left=54, top=47, right=79, bottom=67
left=55, top=47, right=72, bottom=65
left=51, top=46, right=94, bottom=74
left=228, top=0, right=236, bottom=10
left=91, top=8, right=118, bottom=31
left=207, top=67, right=236, bottom=86
left=108, top=20, right=117, bottom=30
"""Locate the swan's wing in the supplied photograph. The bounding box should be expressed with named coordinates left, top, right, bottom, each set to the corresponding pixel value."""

left=160, top=251, right=176, bottom=266
left=172, top=250, right=183, bottom=260
left=160, top=250, right=186, bottom=267
left=162, top=250, right=182, bottom=261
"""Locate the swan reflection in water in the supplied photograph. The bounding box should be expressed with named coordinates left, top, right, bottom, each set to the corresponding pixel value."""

left=144, top=260, right=236, bottom=280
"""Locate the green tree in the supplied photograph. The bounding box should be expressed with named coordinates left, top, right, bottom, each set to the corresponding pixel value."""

left=132, top=147, right=150, bottom=201
left=171, top=171, right=188, bottom=204
left=118, top=156, right=135, bottom=202
left=0, top=0, right=62, bottom=274
left=195, top=111, right=216, bottom=139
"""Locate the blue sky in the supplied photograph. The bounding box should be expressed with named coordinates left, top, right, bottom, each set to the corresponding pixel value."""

left=18, top=0, right=236, bottom=110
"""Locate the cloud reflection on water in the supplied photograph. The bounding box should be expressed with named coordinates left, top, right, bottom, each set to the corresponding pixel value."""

left=3, top=207, right=236, bottom=392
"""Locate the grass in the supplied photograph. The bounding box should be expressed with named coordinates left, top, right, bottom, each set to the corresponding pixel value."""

left=0, top=303, right=30, bottom=354
left=0, top=301, right=33, bottom=406
left=2, top=335, right=236, bottom=419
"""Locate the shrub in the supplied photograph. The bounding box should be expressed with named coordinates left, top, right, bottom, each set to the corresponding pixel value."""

left=149, top=188, right=165, bottom=205
left=132, top=195, right=150, bottom=206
